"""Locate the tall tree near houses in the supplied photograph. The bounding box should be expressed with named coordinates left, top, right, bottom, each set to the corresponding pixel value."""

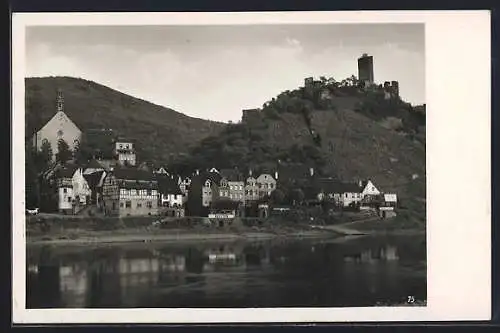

left=56, top=138, right=72, bottom=164
left=37, top=140, right=53, bottom=171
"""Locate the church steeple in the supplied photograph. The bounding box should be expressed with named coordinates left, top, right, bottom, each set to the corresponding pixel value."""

left=56, top=88, right=64, bottom=113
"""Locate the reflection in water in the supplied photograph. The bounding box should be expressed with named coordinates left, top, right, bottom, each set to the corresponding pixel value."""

left=27, top=235, right=426, bottom=308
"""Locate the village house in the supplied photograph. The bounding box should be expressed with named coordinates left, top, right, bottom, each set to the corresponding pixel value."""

left=383, top=193, right=398, bottom=208
left=157, top=174, right=184, bottom=208
left=179, top=176, right=191, bottom=195
left=113, top=138, right=137, bottom=166
left=83, top=170, right=106, bottom=207
left=219, top=168, right=245, bottom=202
left=359, top=179, right=381, bottom=200
left=102, top=168, right=159, bottom=217
left=315, top=179, right=363, bottom=208
left=153, top=167, right=169, bottom=175
left=255, top=173, right=277, bottom=198
left=208, top=200, right=241, bottom=227
left=83, top=158, right=106, bottom=175
left=54, top=164, right=92, bottom=214
left=186, top=170, right=221, bottom=217
left=32, top=89, right=82, bottom=160
left=245, top=175, right=260, bottom=202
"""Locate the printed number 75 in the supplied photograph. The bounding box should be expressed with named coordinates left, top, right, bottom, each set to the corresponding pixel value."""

left=407, top=296, right=415, bottom=303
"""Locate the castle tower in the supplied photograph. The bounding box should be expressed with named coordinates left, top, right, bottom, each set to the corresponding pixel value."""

left=357, top=53, right=374, bottom=86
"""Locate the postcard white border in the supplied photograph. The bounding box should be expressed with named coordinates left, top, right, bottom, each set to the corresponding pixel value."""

left=12, top=10, right=491, bottom=323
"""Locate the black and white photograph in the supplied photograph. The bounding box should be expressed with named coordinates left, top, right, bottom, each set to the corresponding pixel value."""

left=12, top=11, right=491, bottom=323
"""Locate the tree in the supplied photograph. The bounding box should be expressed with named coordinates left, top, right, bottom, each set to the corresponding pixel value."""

left=73, top=134, right=94, bottom=165
left=270, top=189, right=285, bottom=204
left=56, top=139, right=72, bottom=164
left=290, top=188, right=305, bottom=206
left=36, top=140, right=53, bottom=171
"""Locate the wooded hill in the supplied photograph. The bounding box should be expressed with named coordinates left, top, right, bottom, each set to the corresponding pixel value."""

left=25, top=76, right=225, bottom=165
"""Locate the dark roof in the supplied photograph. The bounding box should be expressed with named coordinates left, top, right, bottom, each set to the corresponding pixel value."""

left=156, top=175, right=182, bottom=195
left=316, top=179, right=362, bottom=194
left=210, top=199, right=240, bottom=210
left=85, top=158, right=105, bottom=170
left=119, top=180, right=158, bottom=190
left=199, top=171, right=222, bottom=184
left=112, top=167, right=155, bottom=181
left=83, top=171, right=104, bottom=190
left=220, top=168, right=244, bottom=182
left=56, top=164, right=79, bottom=179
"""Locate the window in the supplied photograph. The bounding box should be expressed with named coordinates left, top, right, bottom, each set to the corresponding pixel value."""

left=119, top=144, right=123, bottom=149
left=67, top=197, right=72, bottom=202
left=63, top=188, right=67, bottom=193
left=137, top=202, right=142, bottom=208
left=120, top=202, right=124, bottom=208
left=270, top=183, right=274, bottom=189
left=147, top=189, right=152, bottom=196
left=126, top=201, right=131, bottom=208
left=147, top=201, right=152, bottom=208
left=130, top=189, right=137, bottom=196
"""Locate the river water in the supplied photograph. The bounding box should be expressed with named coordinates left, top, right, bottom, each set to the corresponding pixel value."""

left=26, top=234, right=426, bottom=308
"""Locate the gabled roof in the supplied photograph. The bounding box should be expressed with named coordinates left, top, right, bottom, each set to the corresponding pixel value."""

left=202, top=171, right=222, bottom=184
left=156, top=175, right=183, bottom=195
left=112, top=167, right=155, bottom=182
left=85, top=158, right=105, bottom=170
left=220, top=168, right=244, bottom=182
left=83, top=171, right=105, bottom=190
left=119, top=181, right=158, bottom=190
left=315, top=178, right=362, bottom=194
left=55, top=164, right=80, bottom=179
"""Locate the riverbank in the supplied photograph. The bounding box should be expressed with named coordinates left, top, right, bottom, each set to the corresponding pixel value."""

left=25, top=213, right=425, bottom=246
left=27, top=228, right=337, bottom=246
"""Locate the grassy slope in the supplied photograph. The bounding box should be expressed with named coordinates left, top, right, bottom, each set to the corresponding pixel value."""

left=25, top=76, right=225, bottom=164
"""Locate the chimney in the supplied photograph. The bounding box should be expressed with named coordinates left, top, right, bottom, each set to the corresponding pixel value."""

left=196, top=169, right=199, bottom=176
left=249, top=169, right=252, bottom=176
left=274, top=171, right=278, bottom=180
left=310, top=167, right=314, bottom=177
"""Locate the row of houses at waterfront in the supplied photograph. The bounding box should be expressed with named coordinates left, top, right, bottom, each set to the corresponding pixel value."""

left=31, top=89, right=398, bottom=218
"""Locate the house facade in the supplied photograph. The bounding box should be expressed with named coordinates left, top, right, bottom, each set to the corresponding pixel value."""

left=55, top=165, right=91, bottom=214
left=32, top=90, right=82, bottom=160
left=102, top=168, right=159, bottom=217
left=245, top=176, right=260, bottom=202
left=256, top=173, right=277, bottom=198
left=157, top=175, right=184, bottom=208
left=219, top=169, right=245, bottom=203
left=114, top=139, right=136, bottom=166
left=360, top=179, right=381, bottom=198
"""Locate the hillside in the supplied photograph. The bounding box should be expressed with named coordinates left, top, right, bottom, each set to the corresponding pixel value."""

left=169, top=77, right=426, bottom=222
left=25, top=76, right=225, bottom=164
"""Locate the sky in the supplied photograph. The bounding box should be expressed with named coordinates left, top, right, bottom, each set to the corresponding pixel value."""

left=26, top=24, right=425, bottom=123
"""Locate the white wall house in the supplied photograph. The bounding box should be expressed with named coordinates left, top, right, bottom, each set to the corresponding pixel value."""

left=56, top=165, right=91, bottom=214
left=256, top=173, right=277, bottom=198
left=384, top=193, right=398, bottom=207
left=360, top=180, right=381, bottom=198
left=114, top=140, right=136, bottom=166
left=161, top=193, right=184, bottom=207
